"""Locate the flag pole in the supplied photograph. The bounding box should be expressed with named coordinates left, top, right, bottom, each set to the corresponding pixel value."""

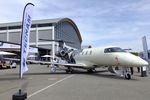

left=20, top=3, right=34, bottom=79
left=12, top=3, right=34, bottom=100
left=141, top=36, right=149, bottom=77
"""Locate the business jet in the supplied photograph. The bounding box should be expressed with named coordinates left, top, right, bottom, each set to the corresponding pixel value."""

left=38, top=39, right=148, bottom=80
left=0, top=40, right=149, bottom=79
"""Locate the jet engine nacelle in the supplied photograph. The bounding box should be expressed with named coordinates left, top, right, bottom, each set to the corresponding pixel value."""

left=55, top=50, right=67, bottom=57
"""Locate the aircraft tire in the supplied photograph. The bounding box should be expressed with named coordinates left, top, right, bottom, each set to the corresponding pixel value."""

left=66, top=70, right=69, bottom=74
left=125, top=73, right=131, bottom=80
left=87, top=69, right=94, bottom=73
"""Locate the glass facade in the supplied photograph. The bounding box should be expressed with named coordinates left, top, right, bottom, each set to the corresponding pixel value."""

left=55, top=21, right=81, bottom=49
left=9, top=32, right=20, bottom=43
left=0, top=18, right=82, bottom=50
left=0, top=33, right=7, bottom=41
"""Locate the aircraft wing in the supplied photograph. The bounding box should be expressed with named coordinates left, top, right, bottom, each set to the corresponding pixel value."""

left=2, top=57, right=41, bottom=64
left=29, top=60, right=87, bottom=68
left=39, top=61, right=86, bottom=68
left=2, top=57, right=20, bottom=61
left=0, top=40, right=48, bottom=53
left=1, top=57, right=86, bottom=68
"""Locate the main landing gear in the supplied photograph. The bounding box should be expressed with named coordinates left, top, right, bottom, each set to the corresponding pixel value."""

left=125, top=73, right=131, bottom=80
left=123, top=68, right=131, bottom=80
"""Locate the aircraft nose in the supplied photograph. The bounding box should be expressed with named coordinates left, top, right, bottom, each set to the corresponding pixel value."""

left=118, top=53, right=149, bottom=67
left=129, top=54, right=149, bottom=66
left=137, top=58, right=149, bottom=66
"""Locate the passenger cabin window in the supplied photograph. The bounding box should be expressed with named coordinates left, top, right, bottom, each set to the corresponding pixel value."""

left=89, top=51, right=92, bottom=55
left=104, top=47, right=125, bottom=53
left=81, top=50, right=92, bottom=55
left=85, top=51, right=88, bottom=55
left=82, top=52, right=84, bottom=55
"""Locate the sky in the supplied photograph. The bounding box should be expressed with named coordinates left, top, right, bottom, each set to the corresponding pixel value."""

left=0, top=0, right=150, bottom=52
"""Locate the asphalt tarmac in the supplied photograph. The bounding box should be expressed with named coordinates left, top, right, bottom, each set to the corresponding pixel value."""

left=0, top=64, right=150, bottom=100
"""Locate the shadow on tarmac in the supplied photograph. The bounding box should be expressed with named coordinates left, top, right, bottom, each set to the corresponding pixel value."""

left=0, top=76, right=19, bottom=81
left=24, top=69, right=139, bottom=81
left=89, top=73, right=138, bottom=81
left=0, top=69, right=139, bottom=81
left=24, top=69, right=108, bottom=75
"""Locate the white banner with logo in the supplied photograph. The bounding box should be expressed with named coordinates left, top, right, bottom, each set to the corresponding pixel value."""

left=142, top=36, right=148, bottom=61
left=20, top=3, right=34, bottom=78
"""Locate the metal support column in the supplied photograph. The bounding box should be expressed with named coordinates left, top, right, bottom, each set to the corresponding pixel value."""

left=35, top=24, right=38, bottom=47
left=52, top=26, right=55, bottom=61
left=6, top=27, right=9, bottom=41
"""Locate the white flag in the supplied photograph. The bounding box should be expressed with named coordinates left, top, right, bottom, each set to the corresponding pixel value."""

left=142, top=36, right=148, bottom=61
left=20, top=3, right=34, bottom=78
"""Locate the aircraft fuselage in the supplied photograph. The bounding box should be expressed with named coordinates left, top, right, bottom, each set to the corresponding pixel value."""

left=74, top=47, right=148, bottom=69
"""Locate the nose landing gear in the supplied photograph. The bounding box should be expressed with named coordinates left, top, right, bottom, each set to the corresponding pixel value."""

left=108, top=66, right=132, bottom=80
left=123, top=68, right=131, bottom=80
left=125, top=73, right=131, bottom=80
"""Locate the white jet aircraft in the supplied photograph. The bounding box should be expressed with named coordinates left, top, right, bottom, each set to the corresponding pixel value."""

left=38, top=40, right=148, bottom=80
left=0, top=40, right=149, bottom=79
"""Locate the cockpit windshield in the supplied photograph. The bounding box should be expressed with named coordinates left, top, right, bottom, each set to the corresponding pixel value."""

left=104, top=47, right=125, bottom=53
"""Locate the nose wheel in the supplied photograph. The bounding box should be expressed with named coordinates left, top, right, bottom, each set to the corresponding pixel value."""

left=125, top=73, right=131, bottom=80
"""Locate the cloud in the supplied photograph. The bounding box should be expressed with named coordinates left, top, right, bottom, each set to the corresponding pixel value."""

left=0, top=0, right=149, bottom=51
left=0, top=0, right=39, bottom=22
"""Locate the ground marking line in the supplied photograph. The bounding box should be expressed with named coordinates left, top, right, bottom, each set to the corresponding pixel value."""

left=28, top=75, right=74, bottom=98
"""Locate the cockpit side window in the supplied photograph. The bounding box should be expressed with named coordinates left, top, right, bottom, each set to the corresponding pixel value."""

left=104, top=47, right=125, bottom=53
left=104, top=48, right=112, bottom=53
